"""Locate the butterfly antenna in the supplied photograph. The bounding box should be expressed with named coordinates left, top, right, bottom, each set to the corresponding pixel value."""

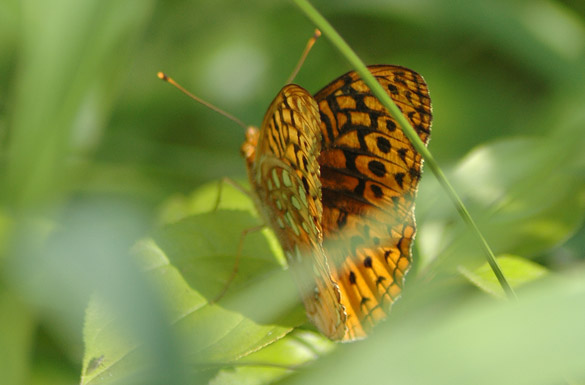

left=285, top=29, right=321, bottom=84
left=157, top=72, right=248, bottom=131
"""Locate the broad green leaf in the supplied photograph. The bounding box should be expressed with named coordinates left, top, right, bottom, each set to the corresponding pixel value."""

left=418, top=137, right=585, bottom=271
left=157, top=182, right=285, bottom=268
left=282, top=270, right=585, bottom=385
left=81, top=229, right=293, bottom=385
left=155, top=212, right=274, bottom=297
left=81, top=180, right=317, bottom=385
left=209, top=330, right=335, bottom=385
left=459, top=254, right=549, bottom=298
left=157, top=180, right=256, bottom=225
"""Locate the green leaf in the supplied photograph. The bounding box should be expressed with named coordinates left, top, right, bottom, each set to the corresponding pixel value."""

left=282, top=270, right=585, bottom=385
left=157, top=180, right=257, bottom=225
left=81, top=183, right=318, bottom=384
left=81, top=231, right=293, bottom=385
left=418, top=137, right=585, bottom=270
left=209, top=330, right=335, bottom=385
left=157, top=181, right=286, bottom=271
left=155, top=212, right=275, bottom=297
left=459, top=255, right=549, bottom=298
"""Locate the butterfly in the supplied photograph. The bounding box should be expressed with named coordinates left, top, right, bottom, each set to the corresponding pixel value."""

left=241, top=65, right=432, bottom=341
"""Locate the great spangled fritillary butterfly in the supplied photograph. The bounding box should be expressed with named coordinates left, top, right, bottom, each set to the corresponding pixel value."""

left=242, top=65, right=432, bottom=341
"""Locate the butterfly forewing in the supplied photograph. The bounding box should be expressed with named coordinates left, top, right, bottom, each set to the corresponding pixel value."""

left=314, top=65, right=432, bottom=340
left=242, top=85, right=347, bottom=340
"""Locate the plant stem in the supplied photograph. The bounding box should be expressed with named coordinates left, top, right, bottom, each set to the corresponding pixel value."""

left=293, top=0, right=517, bottom=301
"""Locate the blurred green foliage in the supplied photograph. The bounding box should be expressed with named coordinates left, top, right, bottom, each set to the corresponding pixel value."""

left=1, top=0, right=584, bottom=384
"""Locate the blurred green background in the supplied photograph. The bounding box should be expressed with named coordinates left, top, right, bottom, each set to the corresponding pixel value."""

left=1, top=0, right=585, bottom=384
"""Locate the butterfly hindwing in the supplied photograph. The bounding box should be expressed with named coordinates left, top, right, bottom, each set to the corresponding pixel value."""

left=314, top=65, right=432, bottom=340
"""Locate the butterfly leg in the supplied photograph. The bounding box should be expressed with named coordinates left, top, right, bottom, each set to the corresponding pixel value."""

left=212, top=177, right=252, bottom=212
left=210, top=223, right=265, bottom=304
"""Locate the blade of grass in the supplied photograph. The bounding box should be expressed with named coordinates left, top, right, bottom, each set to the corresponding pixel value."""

left=293, top=0, right=516, bottom=300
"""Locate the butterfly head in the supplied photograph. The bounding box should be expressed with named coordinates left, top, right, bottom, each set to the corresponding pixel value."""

left=241, top=126, right=259, bottom=167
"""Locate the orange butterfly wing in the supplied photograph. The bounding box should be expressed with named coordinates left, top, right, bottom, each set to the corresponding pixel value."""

left=242, top=65, right=431, bottom=342
left=314, top=65, right=432, bottom=340
left=242, top=84, right=346, bottom=340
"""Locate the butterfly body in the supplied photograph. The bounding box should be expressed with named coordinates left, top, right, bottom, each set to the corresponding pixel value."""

left=242, top=65, right=432, bottom=341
